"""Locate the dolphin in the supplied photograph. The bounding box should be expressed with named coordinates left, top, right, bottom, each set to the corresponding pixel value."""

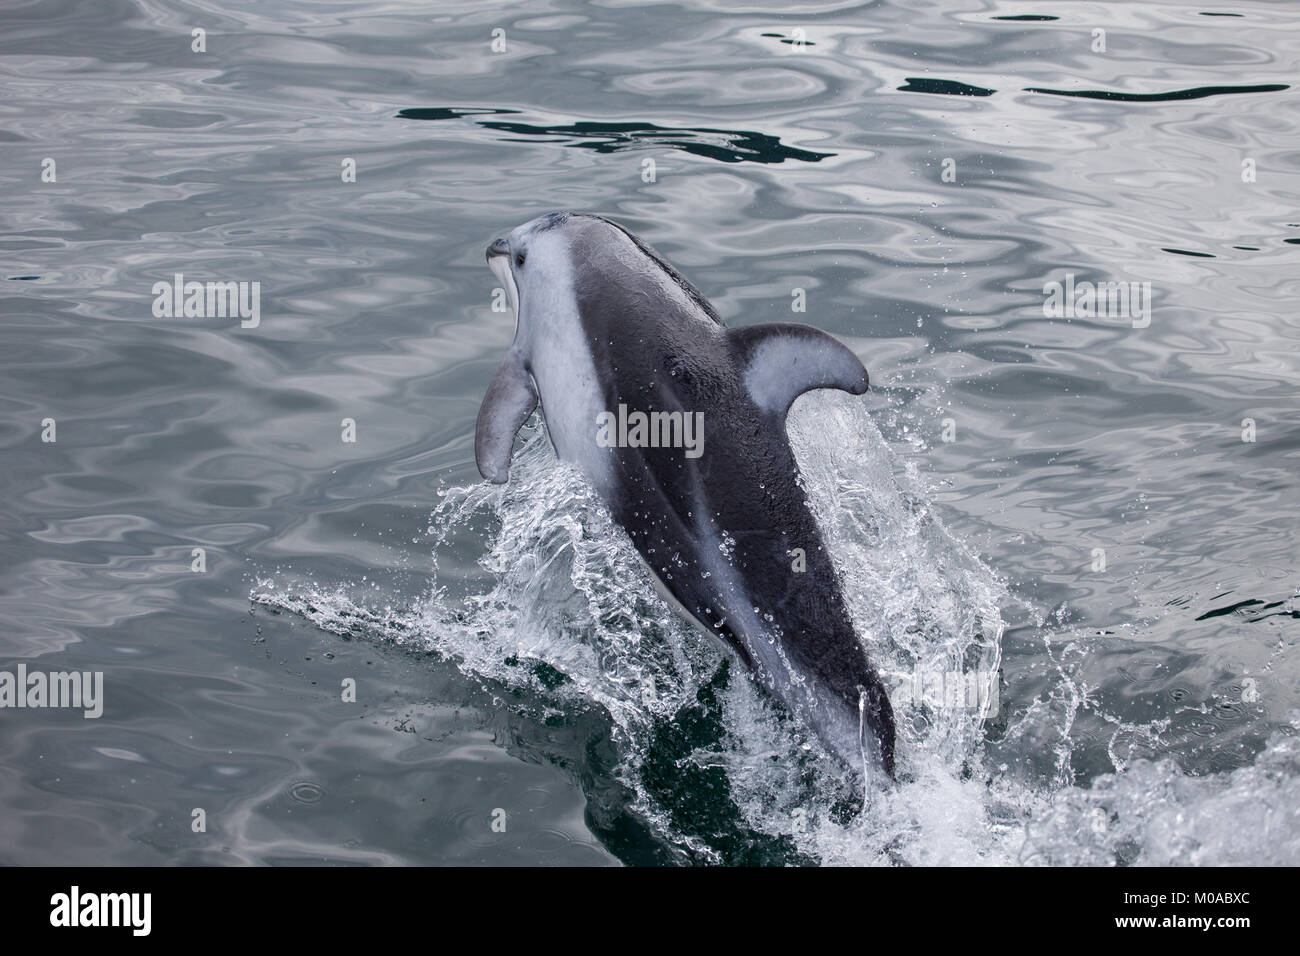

left=476, top=212, right=896, bottom=782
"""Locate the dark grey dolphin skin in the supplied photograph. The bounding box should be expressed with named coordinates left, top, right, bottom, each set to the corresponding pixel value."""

left=476, top=212, right=896, bottom=782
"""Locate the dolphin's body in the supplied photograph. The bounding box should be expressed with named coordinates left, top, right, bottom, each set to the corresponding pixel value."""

left=476, top=212, right=895, bottom=780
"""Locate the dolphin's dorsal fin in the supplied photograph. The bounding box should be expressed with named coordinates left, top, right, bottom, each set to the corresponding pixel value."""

left=727, top=323, right=869, bottom=417
left=475, top=350, right=538, bottom=483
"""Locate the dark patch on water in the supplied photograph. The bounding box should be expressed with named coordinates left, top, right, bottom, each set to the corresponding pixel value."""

left=1025, top=83, right=1288, bottom=102
left=898, top=78, right=996, bottom=96
left=398, top=107, right=833, bottom=164
left=1196, top=598, right=1265, bottom=620
left=760, top=32, right=817, bottom=47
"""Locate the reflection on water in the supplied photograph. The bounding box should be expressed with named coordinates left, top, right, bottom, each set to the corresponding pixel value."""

left=1, top=0, right=1297, bottom=865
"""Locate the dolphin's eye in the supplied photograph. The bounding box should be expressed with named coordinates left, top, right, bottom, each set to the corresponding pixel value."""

left=515, top=252, right=526, bottom=268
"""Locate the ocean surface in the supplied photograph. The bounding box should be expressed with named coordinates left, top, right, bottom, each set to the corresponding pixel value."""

left=2, top=0, right=1298, bottom=866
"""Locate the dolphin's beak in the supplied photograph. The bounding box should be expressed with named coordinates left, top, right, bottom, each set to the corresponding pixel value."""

left=486, top=237, right=519, bottom=325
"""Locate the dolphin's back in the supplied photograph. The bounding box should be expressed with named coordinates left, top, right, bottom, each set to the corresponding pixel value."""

left=568, top=228, right=896, bottom=776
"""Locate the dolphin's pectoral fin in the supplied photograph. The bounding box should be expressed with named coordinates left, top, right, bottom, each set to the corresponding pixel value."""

left=475, top=351, right=538, bottom=484
left=728, top=323, right=869, bottom=417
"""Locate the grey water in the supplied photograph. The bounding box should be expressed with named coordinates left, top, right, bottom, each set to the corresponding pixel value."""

left=1, top=0, right=1298, bottom=866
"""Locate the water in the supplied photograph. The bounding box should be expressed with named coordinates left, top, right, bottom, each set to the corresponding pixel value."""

left=2, top=0, right=1297, bottom=866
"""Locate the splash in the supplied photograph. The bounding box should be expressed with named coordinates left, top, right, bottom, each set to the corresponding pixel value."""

left=1020, top=721, right=1300, bottom=866
left=251, top=392, right=1298, bottom=865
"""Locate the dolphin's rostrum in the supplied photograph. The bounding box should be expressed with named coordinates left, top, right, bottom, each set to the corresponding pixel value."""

left=476, top=212, right=896, bottom=783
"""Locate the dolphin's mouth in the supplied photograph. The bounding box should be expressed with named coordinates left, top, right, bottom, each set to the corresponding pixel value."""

left=486, top=238, right=519, bottom=326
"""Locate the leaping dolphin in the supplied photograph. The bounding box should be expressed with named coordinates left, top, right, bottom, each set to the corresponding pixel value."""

left=476, top=212, right=896, bottom=783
